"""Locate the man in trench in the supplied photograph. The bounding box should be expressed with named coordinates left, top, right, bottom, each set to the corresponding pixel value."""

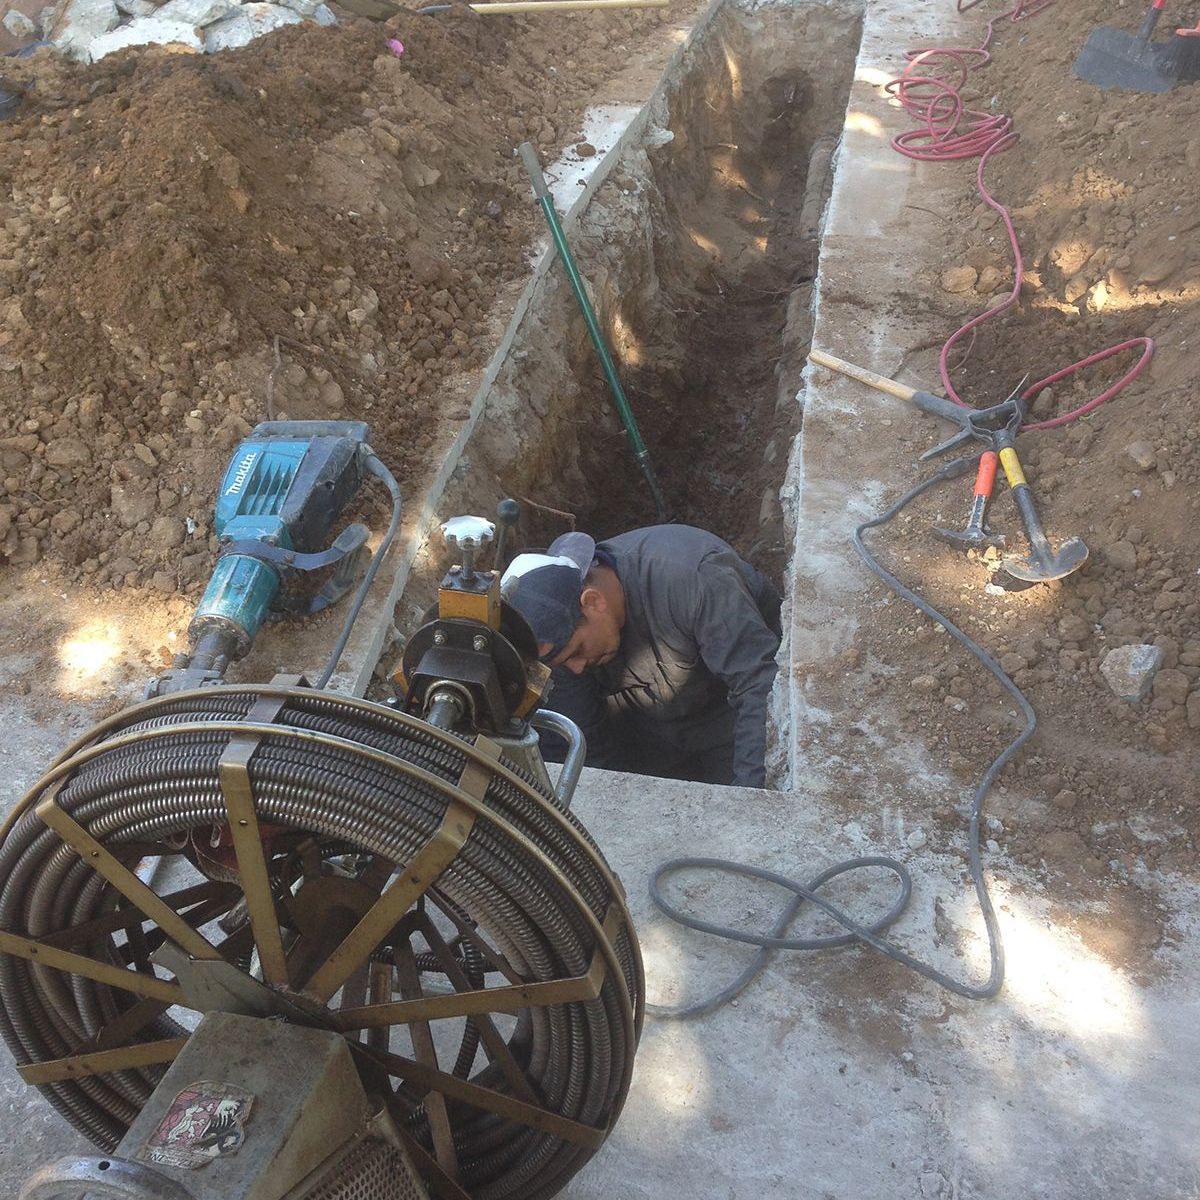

left=502, top=525, right=781, bottom=789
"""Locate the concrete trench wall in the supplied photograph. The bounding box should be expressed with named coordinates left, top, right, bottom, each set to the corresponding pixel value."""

left=372, top=0, right=865, bottom=785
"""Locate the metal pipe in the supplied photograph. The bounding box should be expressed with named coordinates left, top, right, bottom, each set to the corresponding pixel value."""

left=519, top=143, right=669, bottom=524
left=530, top=710, right=587, bottom=809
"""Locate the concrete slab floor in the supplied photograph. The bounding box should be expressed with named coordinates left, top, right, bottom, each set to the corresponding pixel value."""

left=564, top=767, right=1200, bottom=1200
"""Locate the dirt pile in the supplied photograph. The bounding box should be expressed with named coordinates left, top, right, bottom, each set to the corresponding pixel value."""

left=837, top=0, right=1198, bottom=887
left=0, top=4, right=682, bottom=590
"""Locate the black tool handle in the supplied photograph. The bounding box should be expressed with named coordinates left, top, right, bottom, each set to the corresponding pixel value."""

left=909, top=389, right=973, bottom=425
left=1139, top=0, right=1167, bottom=44
left=494, top=498, right=521, bottom=572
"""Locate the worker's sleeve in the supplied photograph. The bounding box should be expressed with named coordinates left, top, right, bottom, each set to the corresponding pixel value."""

left=690, top=558, right=781, bottom=788
left=543, top=667, right=631, bottom=773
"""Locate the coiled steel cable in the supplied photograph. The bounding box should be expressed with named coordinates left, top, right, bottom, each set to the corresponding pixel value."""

left=0, top=688, right=642, bottom=1200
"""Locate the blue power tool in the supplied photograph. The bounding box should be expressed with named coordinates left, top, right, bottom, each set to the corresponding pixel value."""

left=153, top=420, right=401, bottom=695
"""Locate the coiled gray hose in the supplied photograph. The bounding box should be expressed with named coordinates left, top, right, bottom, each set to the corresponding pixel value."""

left=0, top=688, right=643, bottom=1200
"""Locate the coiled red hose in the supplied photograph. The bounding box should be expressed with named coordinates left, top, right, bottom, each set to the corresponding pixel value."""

left=886, top=0, right=1154, bottom=431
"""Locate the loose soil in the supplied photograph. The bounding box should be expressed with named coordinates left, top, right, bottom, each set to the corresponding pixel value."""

left=0, top=2, right=698, bottom=595
left=807, top=0, right=1198, bottom=912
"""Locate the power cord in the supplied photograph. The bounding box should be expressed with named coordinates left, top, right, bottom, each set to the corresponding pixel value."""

left=648, top=453, right=1034, bottom=1016
left=314, top=451, right=403, bottom=690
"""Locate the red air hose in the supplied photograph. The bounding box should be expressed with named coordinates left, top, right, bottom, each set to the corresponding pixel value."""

left=886, top=0, right=1154, bottom=431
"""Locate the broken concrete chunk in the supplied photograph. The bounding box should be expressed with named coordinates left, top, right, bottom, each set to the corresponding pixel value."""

left=1100, top=643, right=1163, bottom=702
left=275, top=0, right=323, bottom=14
left=51, top=0, right=120, bottom=59
left=89, top=17, right=204, bottom=58
left=2, top=9, right=38, bottom=38
left=115, top=0, right=157, bottom=12
left=155, top=0, right=237, bottom=26
left=311, top=3, right=336, bottom=23
left=203, top=3, right=301, bottom=51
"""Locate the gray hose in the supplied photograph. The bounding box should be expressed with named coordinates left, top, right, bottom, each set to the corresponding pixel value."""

left=648, top=455, right=1023, bottom=1014
left=0, top=689, right=642, bottom=1200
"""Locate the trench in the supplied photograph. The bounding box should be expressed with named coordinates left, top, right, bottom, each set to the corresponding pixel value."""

left=386, top=0, right=863, bottom=777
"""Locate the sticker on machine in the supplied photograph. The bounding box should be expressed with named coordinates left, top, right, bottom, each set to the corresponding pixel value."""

left=137, top=1080, right=254, bottom=1170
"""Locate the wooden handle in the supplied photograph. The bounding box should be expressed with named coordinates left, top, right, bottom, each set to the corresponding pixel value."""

left=807, top=348, right=918, bottom=403
left=470, top=0, right=668, bottom=12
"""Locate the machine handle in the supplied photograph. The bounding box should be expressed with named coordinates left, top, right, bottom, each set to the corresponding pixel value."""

left=530, top=710, right=587, bottom=809
left=19, top=1156, right=197, bottom=1200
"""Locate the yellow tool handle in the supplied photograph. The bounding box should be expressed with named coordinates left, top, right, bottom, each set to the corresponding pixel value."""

left=808, top=348, right=918, bottom=403
left=998, top=446, right=1027, bottom=488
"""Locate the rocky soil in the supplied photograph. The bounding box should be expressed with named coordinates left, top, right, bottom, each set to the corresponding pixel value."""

left=0, top=4, right=691, bottom=593
left=816, top=0, right=1198, bottom=902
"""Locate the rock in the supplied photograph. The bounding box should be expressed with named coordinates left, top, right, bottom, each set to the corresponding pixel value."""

left=1100, top=643, right=1163, bottom=701
left=1104, top=540, right=1137, bottom=572
left=149, top=515, right=185, bottom=551
left=50, top=508, right=82, bottom=535
left=274, top=0, right=322, bottom=13
left=910, top=674, right=938, bottom=694
left=116, top=0, right=157, bottom=13
left=575, top=141, right=597, bottom=158
left=2, top=9, right=37, bottom=37
left=1152, top=668, right=1190, bottom=706
left=10, top=536, right=41, bottom=565
left=311, top=3, right=336, bottom=23
left=941, top=266, right=978, bottom=294
left=50, top=0, right=120, bottom=59
left=110, top=483, right=156, bottom=529
left=1029, top=386, right=1055, bottom=418
left=1188, top=691, right=1200, bottom=731
left=1052, top=789, right=1077, bottom=811
left=45, top=436, right=91, bottom=468
left=89, top=16, right=204, bottom=57
left=906, top=829, right=927, bottom=850
left=132, top=442, right=157, bottom=466
left=155, top=0, right=236, bottom=24
left=1125, top=440, right=1156, bottom=472
left=1057, top=614, right=1091, bottom=643
left=204, top=3, right=301, bottom=51
left=999, top=652, right=1027, bottom=675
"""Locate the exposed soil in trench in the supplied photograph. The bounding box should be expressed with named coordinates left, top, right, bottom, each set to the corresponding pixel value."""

left=806, top=0, right=1198, bottom=904
left=492, top=3, right=861, bottom=591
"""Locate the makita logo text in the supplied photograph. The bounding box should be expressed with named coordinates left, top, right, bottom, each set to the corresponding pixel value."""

left=224, top=451, right=259, bottom=497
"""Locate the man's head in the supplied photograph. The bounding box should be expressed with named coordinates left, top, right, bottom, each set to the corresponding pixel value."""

left=501, top=532, right=624, bottom=674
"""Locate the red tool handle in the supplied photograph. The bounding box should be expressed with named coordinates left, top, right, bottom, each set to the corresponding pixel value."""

left=973, top=450, right=998, bottom=499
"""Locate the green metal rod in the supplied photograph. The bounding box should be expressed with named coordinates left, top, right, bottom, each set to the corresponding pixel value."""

left=519, top=142, right=668, bottom=523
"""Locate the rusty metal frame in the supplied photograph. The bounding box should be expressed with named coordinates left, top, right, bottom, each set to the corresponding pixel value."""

left=34, top=798, right=221, bottom=963
left=412, top=913, right=539, bottom=1104
left=371, top=1046, right=606, bottom=1149
left=37, top=883, right=233, bottom=950
left=394, top=941, right=460, bottom=1179
left=302, top=739, right=499, bottom=1004
left=0, top=931, right=187, bottom=1006
left=17, top=1037, right=188, bottom=1085
left=2, top=689, right=643, bottom=1139
left=216, top=694, right=291, bottom=988
left=334, top=911, right=614, bottom=1031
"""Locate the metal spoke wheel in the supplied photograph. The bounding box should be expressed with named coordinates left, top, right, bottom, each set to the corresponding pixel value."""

left=0, top=686, right=643, bottom=1200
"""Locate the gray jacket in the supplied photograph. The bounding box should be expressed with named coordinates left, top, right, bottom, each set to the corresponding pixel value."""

left=545, top=526, right=780, bottom=787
